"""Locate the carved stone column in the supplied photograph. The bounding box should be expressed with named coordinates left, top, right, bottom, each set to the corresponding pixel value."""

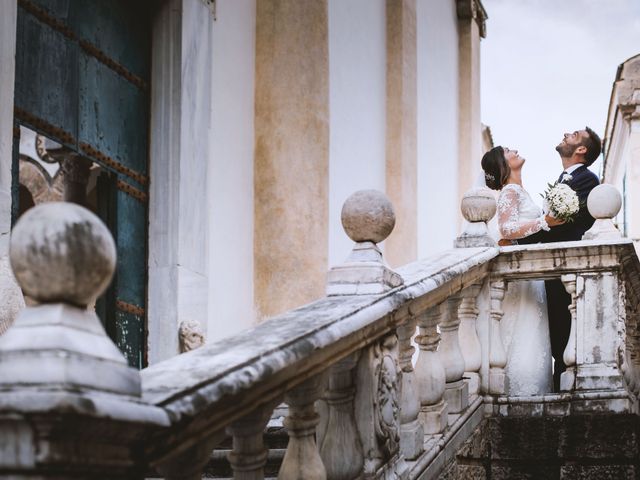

left=279, top=375, right=327, bottom=480
left=60, top=153, right=93, bottom=207
left=319, top=353, right=364, bottom=479
left=560, top=274, right=579, bottom=392
left=226, top=405, right=274, bottom=480
left=415, top=304, right=447, bottom=433
left=397, top=315, right=423, bottom=459
left=489, top=279, right=507, bottom=395
left=458, top=282, right=483, bottom=395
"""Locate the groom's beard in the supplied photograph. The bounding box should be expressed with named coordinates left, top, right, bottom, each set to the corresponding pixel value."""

left=555, top=143, right=577, bottom=158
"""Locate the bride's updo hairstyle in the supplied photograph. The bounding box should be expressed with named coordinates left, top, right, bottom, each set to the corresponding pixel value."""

left=481, top=146, right=510, bottom=190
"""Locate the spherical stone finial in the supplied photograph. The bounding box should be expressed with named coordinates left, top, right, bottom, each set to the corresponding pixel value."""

left=460, top=187, right=497, bottom=223
left=10, top=202, right=116, bottom=308
left=587, top=184, right=622, bottom=219
left=341, top=190, right=396, bottom=243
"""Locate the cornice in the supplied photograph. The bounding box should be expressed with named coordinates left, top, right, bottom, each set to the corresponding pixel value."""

left=457, top=0, right=488, bottom=38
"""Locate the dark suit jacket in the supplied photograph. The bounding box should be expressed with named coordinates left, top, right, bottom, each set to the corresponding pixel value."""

left=518, top=165, right=600, bottom=245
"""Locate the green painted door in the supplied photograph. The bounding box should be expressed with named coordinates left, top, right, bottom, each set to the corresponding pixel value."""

left=13, top=0, right=151, bottom=367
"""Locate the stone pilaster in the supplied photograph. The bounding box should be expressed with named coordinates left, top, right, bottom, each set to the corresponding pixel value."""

left=385, top=0, right=417, bottom=268
left=0, top=0, right=17, bottom=256
left=254, top=0, right=329, bottom=319
left=457, top=0, right=487, bottom=228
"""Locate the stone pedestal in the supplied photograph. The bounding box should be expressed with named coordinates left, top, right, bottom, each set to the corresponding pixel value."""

left=400, top=418, right=424, bottom=460
left=420, top=400, right=448, bottom=435
left=445, top=379, right=469, bottom=414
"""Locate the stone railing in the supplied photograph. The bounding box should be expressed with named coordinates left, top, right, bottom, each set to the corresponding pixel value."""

left=0, top=184, right=638, bottom=479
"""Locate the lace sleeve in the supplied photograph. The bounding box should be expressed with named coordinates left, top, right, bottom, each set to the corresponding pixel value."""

left=497, top=186, right=550, bottom=240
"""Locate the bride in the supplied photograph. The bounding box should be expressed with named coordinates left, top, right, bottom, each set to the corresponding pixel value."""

left=481, top=146, right=563, bottom=395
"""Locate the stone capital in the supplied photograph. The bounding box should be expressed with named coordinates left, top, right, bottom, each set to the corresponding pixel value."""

left=456, top=0, right=488, bottom=37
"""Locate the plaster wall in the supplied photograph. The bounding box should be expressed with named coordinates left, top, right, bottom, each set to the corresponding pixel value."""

left=328, top=0, right=386, bottom=268
left=208, top=0, right=256, bottom=340
left=416, top=0, right=460, bottom=258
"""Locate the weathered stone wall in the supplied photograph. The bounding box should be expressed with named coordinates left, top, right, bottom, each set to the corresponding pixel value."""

left=443, top=415, right=640, bottom=479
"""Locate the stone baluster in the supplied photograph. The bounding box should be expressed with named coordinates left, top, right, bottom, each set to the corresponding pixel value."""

left=397, top=315, right=423, bottom=459
left=279, top=375, right=327, bottom=480
left=560, top=274, right=579, bottom=392
left=458, top=282, right=483, bottom=395
left=227, top=404, right=276, bottom=480
left=489, top=279, right=507, bottom=395
left=319, top=353, right=364, bottom=479
left=415, top=305, right=448, bottom=433
left=0, top=202, right=169, bottom=477
left=441, top=295, right=469, bottom=413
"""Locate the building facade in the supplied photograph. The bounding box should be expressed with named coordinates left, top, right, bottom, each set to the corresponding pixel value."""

left=603, top=53, right=640, bottom=252
left=0, top=0, right=488, bottom=365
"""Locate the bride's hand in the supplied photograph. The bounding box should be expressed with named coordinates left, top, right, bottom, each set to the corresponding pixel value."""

left=545, top=214, right=565, bottom=227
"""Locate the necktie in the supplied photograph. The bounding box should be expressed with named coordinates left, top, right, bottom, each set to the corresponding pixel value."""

left=557, top=171, right=567, bottom=183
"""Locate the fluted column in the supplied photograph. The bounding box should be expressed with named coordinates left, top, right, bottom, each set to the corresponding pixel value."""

left=279, top=375, right=327, bottom=480
left=489, top=279, right=507, bottom=395
left=560, top=274, right=578, bottom=392
left=227, top=406, right=274, bottom=480
left=319, top=353, right=364, bottom=480
left=397, top=315, right=423, bottom=459
left=458, top=283, right=483, bottom=395
left=415, top=304, right=448, bottom=433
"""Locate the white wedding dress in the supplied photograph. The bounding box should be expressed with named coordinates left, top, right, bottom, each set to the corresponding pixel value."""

left=496, top=184, right=553, bottom=396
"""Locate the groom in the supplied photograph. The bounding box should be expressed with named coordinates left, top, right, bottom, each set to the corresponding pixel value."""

left=518, top=127, right=601, bottom=391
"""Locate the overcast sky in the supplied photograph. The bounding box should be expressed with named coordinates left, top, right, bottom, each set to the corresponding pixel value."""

left=481, top=0, right=640, bottom=199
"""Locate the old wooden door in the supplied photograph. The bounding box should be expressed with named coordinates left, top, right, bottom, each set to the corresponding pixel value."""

left=13, top=0, right=151, bottom=367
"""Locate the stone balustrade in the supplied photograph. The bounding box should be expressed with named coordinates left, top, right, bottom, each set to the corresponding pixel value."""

left=0, top=184, right=638, bottom=479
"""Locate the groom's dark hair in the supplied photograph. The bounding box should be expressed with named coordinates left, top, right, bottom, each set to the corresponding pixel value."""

left=582, top=126, right=601, bottom=166
left=481, top=146, right=510, bottom=190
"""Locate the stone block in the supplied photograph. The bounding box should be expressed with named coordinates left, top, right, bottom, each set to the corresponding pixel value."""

left=544, top=400, right=571, bottom=416
left=400, top=418, right=423, bottom=460
left=558, top=415, right=639, bottom=459
left=560, top=368, right=575, bottom=391
left=503, top=401, right=544, bottom=417
left=455, top=464, right=488, bottom=480
left=455, top=419, right=490, bottom=459
left=445, top=379, right=469, bottom=414
left=488, top=417, right=561, bottom=460
left=560, top=464, right=635, bottom=479
left=491, top=464, right=559, bottom=480
left=465, top=372, right=480, bottom=396
left=489, top=370, right=506, bottom=395
left=420, top=400, right=448, bottom=434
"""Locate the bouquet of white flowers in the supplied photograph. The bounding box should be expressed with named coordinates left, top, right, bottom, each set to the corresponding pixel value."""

left=541, top=183, right=580, bottom=222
